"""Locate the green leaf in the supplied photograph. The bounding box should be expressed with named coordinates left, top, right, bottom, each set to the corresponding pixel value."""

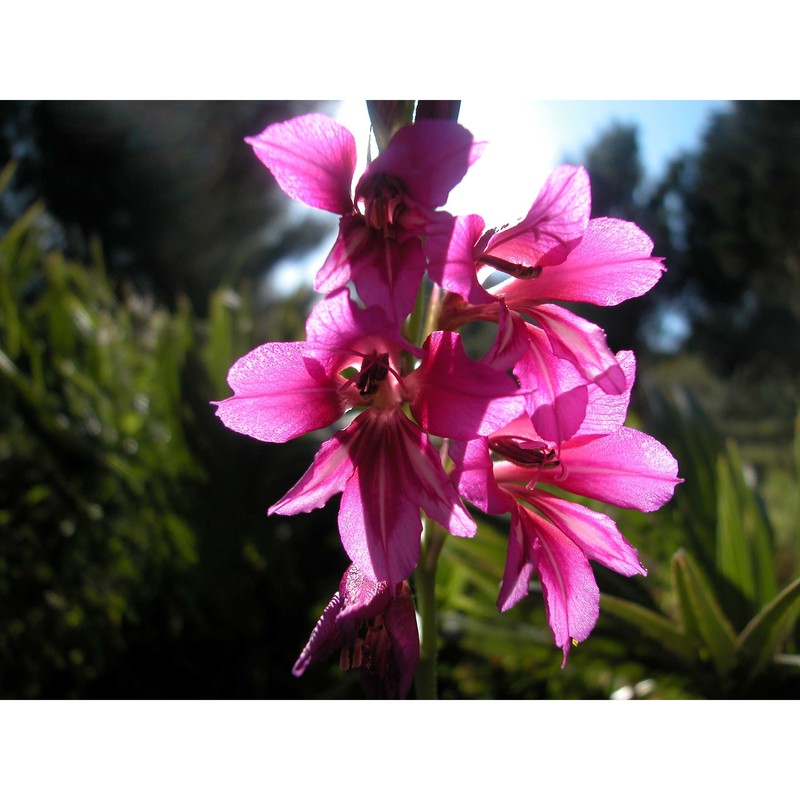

left=600, top=594, right=697, bottom=662
left=737, top=576, right=800, bottom=680
left=795, top=409, right=800, bottom=578
left=716, top=446, right=757, bottom=606
left=0, top=161, right=17, bottom=195
left=672, top=550, right=738, bottom=676
left=716, top=440, right=778, bottom=614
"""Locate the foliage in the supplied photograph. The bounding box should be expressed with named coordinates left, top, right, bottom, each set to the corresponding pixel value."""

left=3, top=100, right=800, bottom=699
left=600, top=387, right=800, bottom=698
left=0, top=163, right=199, bottom=696
left=434, top=379, right=800, bottom=699
left=653, top=101, right=800, bottom=414
left=0, top=101, right=332, bottom=310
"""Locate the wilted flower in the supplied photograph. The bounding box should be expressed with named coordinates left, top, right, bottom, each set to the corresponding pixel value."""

left=293, top=564, right=420, bottom=699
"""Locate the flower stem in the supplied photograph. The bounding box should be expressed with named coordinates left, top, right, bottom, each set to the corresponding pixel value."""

left=414, top=517, right=446, bottom=699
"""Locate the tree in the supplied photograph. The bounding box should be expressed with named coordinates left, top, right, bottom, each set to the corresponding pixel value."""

left=656, top=101, right=800, bottom=407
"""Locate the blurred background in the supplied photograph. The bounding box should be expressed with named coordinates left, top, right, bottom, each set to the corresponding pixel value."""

left=1, top=100, right=798, bottom=699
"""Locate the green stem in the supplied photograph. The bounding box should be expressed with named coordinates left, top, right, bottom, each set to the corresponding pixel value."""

left=414, top=518, right=447, bottom=699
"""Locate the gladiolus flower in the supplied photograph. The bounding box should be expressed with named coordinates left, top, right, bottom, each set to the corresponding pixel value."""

left=451, top=352, right=682, bottom=664
left=293, top=564, right=420, bottom=700
left=214, top=289, right=525, bottom=587
left=439, top=165, right=664, bottom=390
left=246, top=113, right=482, bottom=322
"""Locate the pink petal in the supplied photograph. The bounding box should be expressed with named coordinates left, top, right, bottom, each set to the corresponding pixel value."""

left=449, top=437, right=516, bottom=516
left=268, top=429, right=355, bottom=516
left=213, top=342, right=344, bottom=443
left=337, top=564, right=392, bottom=625
left=426, top=214, right=495, bottom=305
left=527, top=509, right=600, bottom=665
left=527, top=489, right=646, bottom=577
left=336, top=408, right=476, bottom=586
left=527, top=303, right=626, bottom=394
left=513, top=323, right=588, bottom=443
left=321, top=216, right=426, bottom=324
left=378, top=582, right=420, bottom=700
left=574, top=350, right=636, bottom=436
left=545, top=428, right=682, bottom=512
left=410, top=331, right=526, bottom=440
left=481, top=165, right=591, bottom=268
left=339, top=467, right=425, bottom=590
left=246, top=113, right=356, bottom=215
left=292, top=589, right=344, bottom=677
left=497, top=509, right=538, bottom=612
left=305, top=288, right=422, bottom=359
left=314, top=219, right=354, bottom=295
left=357, top=119, right=481, bottom=209
left=480, top=301, right=530, bottom=372
left=499, top=218, right=665, bottom=307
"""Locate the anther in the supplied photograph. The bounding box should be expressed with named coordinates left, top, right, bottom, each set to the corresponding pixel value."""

left=355, top=352, right=390, bottom=397
left=477, top=254, right=543, bottom=280
left=489, top=435, right=560, bottom=469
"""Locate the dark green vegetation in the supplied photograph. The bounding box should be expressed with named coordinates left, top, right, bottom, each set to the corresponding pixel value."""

left=1, top=101, right=798, bottom=698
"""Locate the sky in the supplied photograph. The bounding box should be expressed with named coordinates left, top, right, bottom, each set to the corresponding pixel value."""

left=267, top=100, right=728, bottom=297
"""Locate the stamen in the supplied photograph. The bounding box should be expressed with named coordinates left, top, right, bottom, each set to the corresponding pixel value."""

left=489, top=435, right=560, bottom=469
left=477, top=254, right=542, bottom=280
left=358, top=174, right=407, bottom=237
left=351, top=639, right=363, bottom=669
left=355, top=352, right=390, bottom=397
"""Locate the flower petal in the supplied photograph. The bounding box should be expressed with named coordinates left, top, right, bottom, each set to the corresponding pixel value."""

left=499, top=217, right=665, bottom=306
left=527, top=303, right=626, bottom=394
left=573, top=350, right=636, bottom=436
left=292, top=589, right=344, bottom=677
left=337, top=564, right=392, bottom=625
left=358, top=119, right=481, bottom=209
left=246, top=113, right=356, bottom=215
left=305, top=288, right=422, bottom=360
left=528, top=489, right=646, bottom=577
left=360, top=581, right=420, bottom=700
left=497, top=508, right=538, bottom=612
left=410, top=331, right=526, bottom=440
left=213, top=342, right=343, bottom=443
left=526, top=509, right=600, bottom=666
left=268, top=429, right=355, bottom=516
left=546, top=428, right=682, bottom=512
left=513, top=323, right=589, bottom=444
left=321, top=216, right=426, bottom=324
left=482, top=165, right=591, bottom=268
left=337, top=408, right=476, bottom=586
left=426, top=214, right=495, bottom=305
left=481, top=300, right=530, bottom=372
left=449, top=437, right=516, bottom=516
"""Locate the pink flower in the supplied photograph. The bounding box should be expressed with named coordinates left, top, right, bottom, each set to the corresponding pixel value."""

left=451, top=351, right=682, bottom=664
left=432, top=166, right=663, bottom=428
left=214, top=289, right=526, bottom=587
left=292, top=564, right=420, bottom=699
left=246, top=113, right=482, bottom=322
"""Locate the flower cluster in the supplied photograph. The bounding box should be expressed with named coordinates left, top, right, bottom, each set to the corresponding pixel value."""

left=215, top=109, right=681, bottom=697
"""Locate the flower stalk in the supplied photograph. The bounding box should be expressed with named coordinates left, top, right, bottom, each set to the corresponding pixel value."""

left=215, top=101, right=682, bottom=699
left=414, top=517, right=447, bottom=699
